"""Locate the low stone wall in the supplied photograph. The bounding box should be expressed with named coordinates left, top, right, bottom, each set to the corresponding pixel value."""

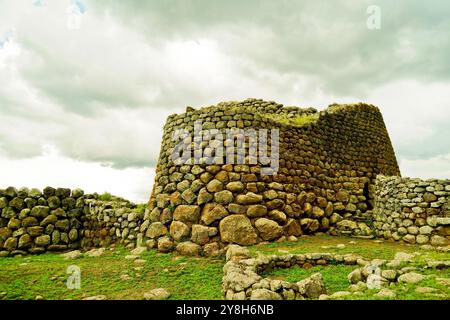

left=222, top=245, right=362, bottom=300
left=373, top=176, right=450, bottom=246
left=0, top=187, right=143, bottom=256
left=223, top=246, right=450, bottom=300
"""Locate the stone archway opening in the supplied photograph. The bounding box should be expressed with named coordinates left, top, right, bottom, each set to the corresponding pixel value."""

left=363, top=182, right=373, bottom=210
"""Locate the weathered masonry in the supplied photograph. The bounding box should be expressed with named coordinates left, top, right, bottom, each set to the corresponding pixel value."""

left=145, top=98, right=401, bottom=256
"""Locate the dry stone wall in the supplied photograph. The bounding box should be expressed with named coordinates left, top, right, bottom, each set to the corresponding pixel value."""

left=145, top=98, right=400, bottom=255
left=373, top=175, right=450, bottom=246
left=0, top=186, right=143, bottom=256
left=223, top=245, right=362, bottom=300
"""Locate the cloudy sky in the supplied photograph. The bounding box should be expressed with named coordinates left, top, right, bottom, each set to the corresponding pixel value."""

left=0, top=0, right=449, bottom=203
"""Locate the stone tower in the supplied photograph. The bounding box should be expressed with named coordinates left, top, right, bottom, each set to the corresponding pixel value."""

left=144, top=98, right=400, bottom=255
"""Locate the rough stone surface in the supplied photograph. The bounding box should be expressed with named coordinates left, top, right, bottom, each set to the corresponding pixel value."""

left=219, top=215, right=257, bottom=245
left=143, top=288, right=171, bottom=300
left=176, top=241, right=201, bottom=256
left=398, top=272, right=424, bottom=284
left=250, top=289, right=282, bottom=300
left=255, top=218, right=282, bottom=241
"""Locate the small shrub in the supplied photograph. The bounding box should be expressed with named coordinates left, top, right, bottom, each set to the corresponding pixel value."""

left=134, top=204, right=147, bottom=214
left=98, top=192, right=113, bottom=201
left=261, top=112, right=319, bottom=127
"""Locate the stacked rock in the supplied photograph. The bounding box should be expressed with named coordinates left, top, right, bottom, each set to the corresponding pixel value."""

left=81, top=198, right=143, bottom=249
left=222, top=245, right=362, bottom=300
left=0, top=187, right=142, bottom=256
left=373, top=176, right=450, bottom=245
left=0, top=187, right=84, bottom=256
left=144, top=98, right=400, bottom=255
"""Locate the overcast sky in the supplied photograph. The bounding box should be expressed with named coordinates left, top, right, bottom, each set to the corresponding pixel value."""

left=0, top=0, right=449, bottom=203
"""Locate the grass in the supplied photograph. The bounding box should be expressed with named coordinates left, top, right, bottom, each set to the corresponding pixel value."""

left=264, top=264, right=355, bottom=294
left=98, top=192, right=113, bottom=201
left=255, top=235, right=449, bottom=300
left=261, top=113, right=319, bottom=127
left=133, top=204, right=147, bottom=214
left=0, top=235, right=448, bottom=300
left=248, top=234, right=450, bottom=261
left=340, top=267, right=450, bottom=300
left=0, top=247, right=224, bottom=300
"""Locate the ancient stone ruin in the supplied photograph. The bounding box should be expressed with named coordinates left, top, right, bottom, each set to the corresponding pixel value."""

left=1, top=98, right=449, bottom=257
left=145, top=98, right=404, bottom=256
left=0, top=187, right=144, bottom=257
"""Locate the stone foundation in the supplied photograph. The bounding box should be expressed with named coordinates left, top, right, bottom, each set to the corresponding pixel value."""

left=0, top=187, right=143, bottom=256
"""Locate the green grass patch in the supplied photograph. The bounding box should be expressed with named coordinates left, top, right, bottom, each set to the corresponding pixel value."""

left=249, top=234, right=429, bottom=260
left=0, top=235, right=448, bottom=300
left=263, top=264, right=355, bottom=294
left=260, top=112, right=319, bottom=127
left=98, top=192, right=113, bottom=201
left=0, top=247, right=224, bottom=300
left=133, top=204, right=147, bottom=214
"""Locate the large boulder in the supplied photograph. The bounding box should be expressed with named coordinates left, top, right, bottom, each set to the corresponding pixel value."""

left=18, top=234, right=33, bottom=249
left=225, top=244, right=251, bottom=261
left=0, top=227, right=12, bottom=241
left=176, top=241, right=201, bottom=256
left=201, top=204, right=228, bottom=225
left=214, top=190, right=234, bottom=204
left=173, top=205, right=200, bottom=224
left=297, top=273, right=326, bottom=299
left=250, top=289, right=282, bottom=300
left=40, top=214, right=57, bottom=226
left=34, top=235, right=51, bottom=246
left=223, top=271, right=261, bottom=292
left=30, top=206, right=50, bottom=219
left=255, top=218, right=282, bottom=241
left=336, top=219, right=358, bottom=230
left=300, top=218, right=320, bottom=233
left=9, top=197, right=25, bottom=211
left=219, top=215, right=257, bottom=245
left=22, top=217, right=39, bottom=228
left=247, top=205, right=267, bottom=218
left=226, top=181, right=245, bottom=193
left=191, top=224, right=217, bottom=245
left=236, top=193, right=263, bottom=205
left=146, top=222, right=168, bottom=239
left=284, top=219, right=302, bottom=236
left=4, top=237, right=18, bottom=251
left=335, top=190, right=350, bottom=203
left=398, top=272, right=424, bottom=284
left=157, top=236, right=174, bottom=253
left=169, top=221, right=190, bottom=241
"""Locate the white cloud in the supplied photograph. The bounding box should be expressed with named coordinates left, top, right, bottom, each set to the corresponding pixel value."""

left=0, top=0, right=449, bottom=200
left=0, top=146, right=154, bottom=203
left=367, top=80, right=450, bottom=161
left=399, top=154, right=450, bottom=180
